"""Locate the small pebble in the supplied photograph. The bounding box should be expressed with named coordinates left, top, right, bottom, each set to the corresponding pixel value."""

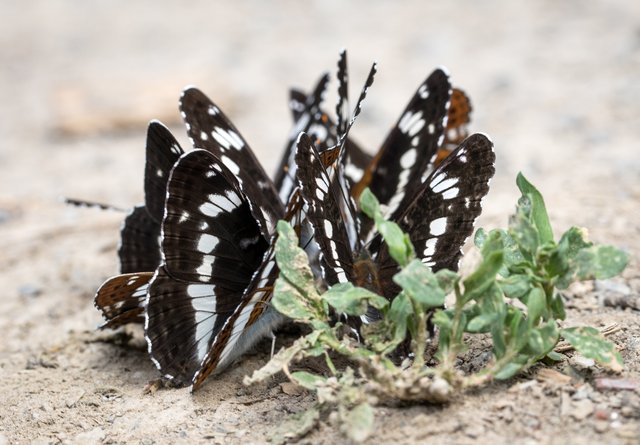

left=569, top=399, right=594, bottom=420
left=594, top=421, right=609, bottom=433
left=18, top=284, right=42, bottom=298
left=595, top=280, right=631, bottom=295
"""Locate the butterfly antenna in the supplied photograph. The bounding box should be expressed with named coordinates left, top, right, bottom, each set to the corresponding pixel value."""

left=63, top=197, right=126, bottom=212
left=335, top=49, right=349, bottom=138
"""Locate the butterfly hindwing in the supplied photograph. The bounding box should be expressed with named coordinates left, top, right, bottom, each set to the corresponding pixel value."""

left=94, top=272, right=153, bottom=329
left=118, top=205, right=162, bottom=274
left=376, top=133, right=496, bottom=297
left=435, top=87, right=473, bottom=166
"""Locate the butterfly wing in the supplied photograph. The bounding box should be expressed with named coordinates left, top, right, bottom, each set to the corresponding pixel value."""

left=118, top=122, right=184, bottom=273
left=352, top=69, right=452, bottom=233
left=375, top=133, right=496, bottom=298
left=435, top=87, right=473, bottom=166
left=275, top=73, right=336, bottom=203
left=145, top=149, right=269, bottom=385
left=94, top=272, right=153, bottom=329
left=295, top=133, right=355, bottom=285
left=179, top=87, right=282, bottom=233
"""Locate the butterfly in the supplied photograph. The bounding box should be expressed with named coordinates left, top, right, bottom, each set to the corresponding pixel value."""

left=295, top=130, right=495, bottom=307
left=144, top=149, right=286, bottom=389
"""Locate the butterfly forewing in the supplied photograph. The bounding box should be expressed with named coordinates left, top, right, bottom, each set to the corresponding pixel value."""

left=353, top=69, right=452, bottom=232
left=144, top=120, right=185, bottom=221
left=275, top=73, right=333, bottom=203
left=160, top=150, right=268, bottom=289
left=288, top=88, right=308, bottom=122
left=296, top=133, right=355, bottom=285
left=179, top=87, right=283, bottom=232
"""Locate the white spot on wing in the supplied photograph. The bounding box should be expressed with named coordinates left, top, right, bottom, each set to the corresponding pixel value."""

left=197, top=234, right=219, bottom=253
left=432, top=177, right=459, bottom=193
left=430, top=217, right=447, bottom=236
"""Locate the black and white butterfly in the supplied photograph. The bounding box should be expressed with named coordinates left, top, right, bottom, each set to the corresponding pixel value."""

left=144, top=149, right=288, bottom=389
left=296, top=130, right=495, bottom=303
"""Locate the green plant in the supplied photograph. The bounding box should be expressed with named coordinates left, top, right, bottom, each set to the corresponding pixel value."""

left=244, top=173, right=628, bottom=443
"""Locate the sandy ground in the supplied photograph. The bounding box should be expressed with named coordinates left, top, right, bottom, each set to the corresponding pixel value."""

left=1, top=1, right=639, bottom=443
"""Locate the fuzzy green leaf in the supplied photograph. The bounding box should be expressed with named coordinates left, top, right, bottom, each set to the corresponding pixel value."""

left=291, top=371, right=327, bottom=390
left=466, top=313, right=498, bottom=333
left=268, top=407, right=320, bottom=445
left=275, top=220, right=315, bottom=289
left=561, top=327, right=623, bottom=372
left=500, top=274, right=531, bottom=300
left=462, top=251, right=504, bottom=303
left=526, top=287, right=547, bottom=325
left=575, top=245, right=629, bottom=281
left=509, top=197, right=540, bottom=260
left=393, top=259, right=446, bottom=309
left=343, top=402, right=375, bottom=443
left=388, top=292, right=414, bottom=342
left=273, top=278, right=318, bottom=321
left=360, top=188, right=414, bottom=266
left=377, top=220, right=415, bottom=267
left=516, top=173, right=554, bottom=243
left=435, top=269, right=458, bottom=294
left=359, top=187, right=381, bottom=220
left=323, top=283, right=388, bottom=316
left=494, top=362, right=523, bottom=380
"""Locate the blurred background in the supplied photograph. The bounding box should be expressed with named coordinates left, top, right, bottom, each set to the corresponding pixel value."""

left=0, top=1, right=639, bottom=442
left=2, top=0, right=639, bottom=327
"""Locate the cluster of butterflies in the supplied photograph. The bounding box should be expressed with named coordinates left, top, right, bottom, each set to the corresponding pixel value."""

left=92, top=51, right=495, bottom=392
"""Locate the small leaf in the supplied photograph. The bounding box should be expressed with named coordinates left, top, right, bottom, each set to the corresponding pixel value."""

left=462, top=251, right=504, bottom=303
left=575, top=245, right=629, bottom=281
left=500, top=274, right=531, bottom=300
left=359, top=188, right=381, bottom=220
left=273, top=278, right=317, bottom=320
left=549, top=292, right=566, bottom=320
left=546, top=350, right=565, bottom=362
left=526, top=287, right=547, bottom=325
left=509, top=197, right=540, bottom=260
left=323, top=283, right=388, bottom=316
left=388, top=292, right=413, bottom=343
left=275, top=220, right=315, bottom=289
left=467, top=313, right=497, bottom=333
left=291, top=371, right=327, bottom=390
left=494, top=362, right=523, bottom=380
left=561, top=327, right=623, bottom=372
left=342, top=402, right=375, bottom=443
left=376, top=220, right=415, bottom=267
left=474, top=227, right=488, bottom=248
left=268, top=407, right=320, bottom=445
left=393, top=259, right=446, bottom=309
left=516, top=173, right=554, bottom=243
left=360, top=188, right=415, bottom=266
left=435, top=269, right=458, bottom=294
